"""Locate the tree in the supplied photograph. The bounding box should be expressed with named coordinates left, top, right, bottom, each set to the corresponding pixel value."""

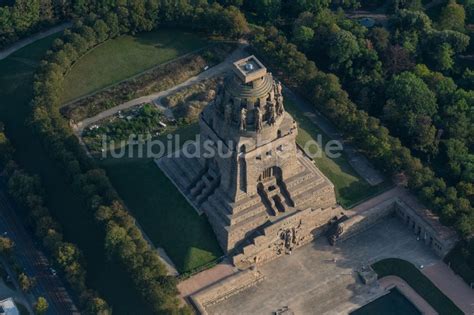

left=291, top=0, right=331, bottom=15
left=384, top=72, right=438, bottom=154
left=84, top=296, right=112, bottom=315
left=293, top=25, right=314, bottom=48
left=383, top=45, right=414, bottom=75
left=34, top=297, right=49, bottom=315
left=433, top=43, right=454, bottom=71
left=0, top=131, right=14, bottom=167
left=18, top=273, right=34, bottom=292
left=438, top=0, right=465, bottom=32
left=254, top=0, right=281, bottom=21
left=466, top=0, right=474, bottom=24
left=386, top=72, right=437, bottom=117
left=327, top=28, right=360, bottom=70
left=0, top=237, right=14, bottom=256
left=220, top=5, right=249, bottom=38
left=368, top=27, right=390, bottom=52
left=390, top=0, right=422, bottom=12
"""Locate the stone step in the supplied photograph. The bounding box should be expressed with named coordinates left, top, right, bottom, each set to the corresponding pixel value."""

left=196, top=176, right=220, bottom=205
left=284, top=169, right=316, bottom=191
left=287, top=176, right=328, bottom=203
left=176, top=155, right=200, bottom=182
left=229, top=210, right=268, bottom=233
left=208, top=191, right=233, bottom=216
left=204, top=202, right=231, bottom=231
left=204, top=194, right=232, bottom=225
left=291, top=182, right=330, bottom=209
left=190, top=179, right=206, bottom=197
left=231, top=200, right=268, bottom=225
left=158, top=158, right=189, bottom=190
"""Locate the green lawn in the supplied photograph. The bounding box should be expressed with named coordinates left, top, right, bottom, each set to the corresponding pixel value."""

left=0, top=34, right=154, bottom=315
left=60, top=29, right=208, bottom=103
left=99, top=124, right=223, bottom=272
left=285, top=100, right=391, bottom=208
left=372, top=258, right=463, bottom=315
left=351, top=288, right=420, bottom=315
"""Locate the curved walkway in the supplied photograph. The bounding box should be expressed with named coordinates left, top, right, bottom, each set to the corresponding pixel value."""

left=423, top=262, right=474, bottom=314
left=378, top=275, right=437, bottom=315
left=74, top=45, right=248, bottom=135
left=0, top=22, right=71, bottom=61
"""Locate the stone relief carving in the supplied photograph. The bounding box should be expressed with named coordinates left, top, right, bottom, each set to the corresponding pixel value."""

left=240, top=107, right=247, bottom=131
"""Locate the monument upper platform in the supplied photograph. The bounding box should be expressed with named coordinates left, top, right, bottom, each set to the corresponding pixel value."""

left=232, top=55, right=267, bottom=83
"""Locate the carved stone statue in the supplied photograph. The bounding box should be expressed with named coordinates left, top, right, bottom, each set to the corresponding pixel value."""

left=276, top=81, right=282, bottom=95
left=255, top=107, right=263, bottom=132
left=240, top=107, right=247, bottom=131
left=276, top=96, right=284, bottom=116
left=282, top=228, right=296, bottom=254
left=268, top=102, right=276, bottom=125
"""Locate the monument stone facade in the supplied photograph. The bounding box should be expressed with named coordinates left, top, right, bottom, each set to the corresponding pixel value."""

left=158, top=56, right=342, bottom=268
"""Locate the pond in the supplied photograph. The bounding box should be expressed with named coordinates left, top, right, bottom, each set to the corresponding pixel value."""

left=351, top=288, right=421, bottom=315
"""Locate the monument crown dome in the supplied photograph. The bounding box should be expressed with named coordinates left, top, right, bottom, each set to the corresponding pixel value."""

left=212, top=55, right=285, bottom=135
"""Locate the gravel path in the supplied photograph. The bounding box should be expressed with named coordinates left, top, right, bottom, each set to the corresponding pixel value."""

left=0, top=22, right=71, bottom=61
left=423, top=262, right=474, bottom=314
left=74, top=45, right=248, bottom=135
left=284, top=87, right=385, bottom=186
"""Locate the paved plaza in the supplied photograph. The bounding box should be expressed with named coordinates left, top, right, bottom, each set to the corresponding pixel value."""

left=207, top=216, right=439, bottom=315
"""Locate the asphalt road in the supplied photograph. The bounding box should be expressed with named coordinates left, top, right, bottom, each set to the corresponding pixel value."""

left=0, top=186, right=78, bottom=314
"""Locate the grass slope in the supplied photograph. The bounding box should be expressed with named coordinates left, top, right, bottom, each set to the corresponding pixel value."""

left=99, top=124, right=223, bottom=272
left=0, top=34, right=157, bottom=315
left=372, top=258, right=463, bottom=315
left=285, top=100, right=391, bottom=208
left=60, top=29, right=208, bottom=103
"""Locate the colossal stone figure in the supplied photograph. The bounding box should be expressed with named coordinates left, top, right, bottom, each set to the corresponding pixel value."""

left=255, top=107, right=263, bottom=132
left=240, top=107, right=247, bottom=131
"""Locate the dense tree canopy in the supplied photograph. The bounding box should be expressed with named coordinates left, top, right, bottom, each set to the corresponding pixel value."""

left=2, top=0, right=473, bottom=306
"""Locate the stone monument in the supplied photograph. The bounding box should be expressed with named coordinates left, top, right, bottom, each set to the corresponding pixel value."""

left=158, top=56, right=343, bottom=268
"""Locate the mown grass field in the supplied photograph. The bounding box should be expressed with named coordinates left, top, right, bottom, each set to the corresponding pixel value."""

left=285, top=99, right=391, bottom=208
left=372, top=258, right=463, bottom=315
left=60, top=29, right=208, bottom=103
left=98, top=124, right=223, bottom=272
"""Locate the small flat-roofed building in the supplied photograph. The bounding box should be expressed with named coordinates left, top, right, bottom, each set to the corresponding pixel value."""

left=0, top=298, right=19, bottom=315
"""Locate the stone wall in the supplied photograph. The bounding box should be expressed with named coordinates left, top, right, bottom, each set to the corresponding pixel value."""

left=232, top=205, right=343, bottom=268
left=333, top=197, right=458, bottom=258
left=336, top=199, right=396, bottom=242
left=189, top=268, right=265, bottom=315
